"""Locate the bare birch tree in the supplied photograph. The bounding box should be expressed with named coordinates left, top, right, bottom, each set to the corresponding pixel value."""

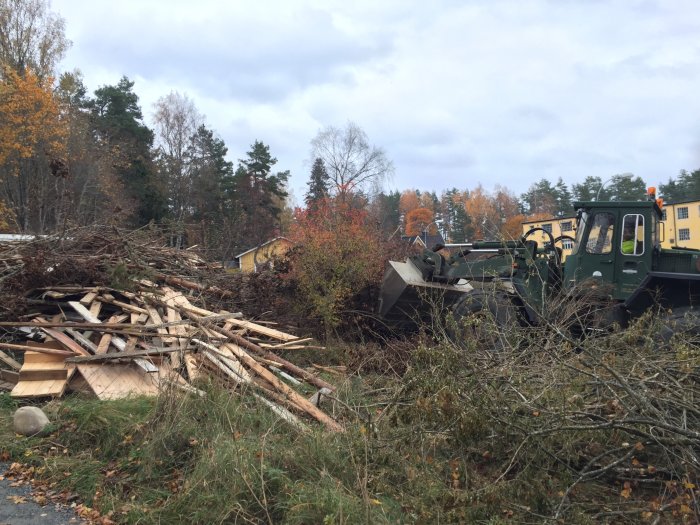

left=0, top=0, right=69, bottom=79
left=310, top=121, right=393, bottom=202
left=152, top=91, right=203, bottom=227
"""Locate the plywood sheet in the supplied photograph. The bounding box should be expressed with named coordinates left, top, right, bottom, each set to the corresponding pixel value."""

left=75, top=363, right=160, bottom=400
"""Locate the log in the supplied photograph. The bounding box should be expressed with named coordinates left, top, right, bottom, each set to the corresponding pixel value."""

left=204, top=323, right=336, bottom=392
left=219, top=342, right=343, bottom=432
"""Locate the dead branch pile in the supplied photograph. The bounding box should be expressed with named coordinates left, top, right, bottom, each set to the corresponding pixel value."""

left=0, top=226, right=241, bottom=318
left=0, top=228, right=342, bottom=432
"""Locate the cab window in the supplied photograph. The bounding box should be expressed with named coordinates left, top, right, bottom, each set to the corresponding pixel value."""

left=586, top=213, right=615, bottom=254
left=621, top=214, right=644, bottom=255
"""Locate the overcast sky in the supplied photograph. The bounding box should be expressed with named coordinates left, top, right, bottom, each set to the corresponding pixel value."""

left=51, top=0, right=700, bottom=204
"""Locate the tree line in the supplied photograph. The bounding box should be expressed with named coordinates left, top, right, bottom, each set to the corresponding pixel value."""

left=2, top=0, right=699, bottom=256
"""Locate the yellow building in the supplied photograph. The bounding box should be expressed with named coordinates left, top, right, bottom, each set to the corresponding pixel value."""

left=521, top=199, right=700, bottom=255
left=235, top=237, right=294, bottom=273
left=521, top=215, right=577, bottom=258
left=657, top=200, right=700, bottom=249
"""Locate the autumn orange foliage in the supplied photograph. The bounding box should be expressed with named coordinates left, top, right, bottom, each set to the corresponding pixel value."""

left=286, top=197, right=387, bottom=333
left=0, top=68, right=66, bottom=169
left=405, top=207, right=435, bottom=236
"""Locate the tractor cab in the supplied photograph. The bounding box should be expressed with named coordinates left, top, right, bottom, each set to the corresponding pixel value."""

left=562, top=191, right=663, bottom=302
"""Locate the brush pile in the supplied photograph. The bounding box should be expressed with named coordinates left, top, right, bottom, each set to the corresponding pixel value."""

left=0, top=227, right=341, bottom=432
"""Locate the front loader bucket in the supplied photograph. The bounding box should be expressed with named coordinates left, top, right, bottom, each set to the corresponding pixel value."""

left=377, top=259, right=472, bottom=328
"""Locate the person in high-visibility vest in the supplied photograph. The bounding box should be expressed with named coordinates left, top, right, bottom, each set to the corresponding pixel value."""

left=622, top=225, right=635, bottom=254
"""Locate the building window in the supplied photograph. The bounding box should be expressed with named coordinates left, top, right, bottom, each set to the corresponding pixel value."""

left=562, top=239, right=574, bottom=250
left=661, top=209, right=667, bottom=221
left=679, top=228, right=690, bottom=241
left=560, top=221, right=572, bottom=232
left=678, top=207, right=689, bottom=219
left=542, top=223, right=552, bottom=234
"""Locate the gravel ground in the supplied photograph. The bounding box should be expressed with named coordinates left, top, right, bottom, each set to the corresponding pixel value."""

left=0, top=464, right=84, bottom=525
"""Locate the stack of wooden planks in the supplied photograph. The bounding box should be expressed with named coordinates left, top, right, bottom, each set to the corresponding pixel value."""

left=0, top=284, right=341, bottom=432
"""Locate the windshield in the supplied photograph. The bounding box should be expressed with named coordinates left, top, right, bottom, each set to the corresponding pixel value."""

left=571, top=211, right=588, bottom=255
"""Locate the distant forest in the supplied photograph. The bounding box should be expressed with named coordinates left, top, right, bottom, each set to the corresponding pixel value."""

left=1, top=0, right=698, bottom=255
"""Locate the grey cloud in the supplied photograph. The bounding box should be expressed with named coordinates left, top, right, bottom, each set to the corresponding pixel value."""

left=70, top=5, right=392, bottom=102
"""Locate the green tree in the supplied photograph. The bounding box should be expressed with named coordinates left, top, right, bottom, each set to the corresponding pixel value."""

left=658, top=176, right=682, bottom=203
left=609, top=173, right=646, bottom=201
left=233, top=140, right=290, bottom=251
left=304, top=157, right=329, bottom=211
left=553, top=177, right=573, bottom=215
left=521, top=179, right=558, bottom=215
left=188, top=125, right=235, bottom=260
left=369, top=190, right=401, bottom=237
left=660, top=169, right=700, bottom=203
left=572, top=176, right=605, bottom=202
left=450, top=204, right=472, bottom=243
left=91, top=77, right=167, bottom=225
left=441, top=188, right=472, bottom=243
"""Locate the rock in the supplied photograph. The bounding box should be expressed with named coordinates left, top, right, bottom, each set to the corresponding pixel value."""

left=13, top=406, right=50, bottom=436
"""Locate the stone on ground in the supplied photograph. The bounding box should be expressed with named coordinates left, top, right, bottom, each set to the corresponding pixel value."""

left=13, top=406, right=50, bottom=436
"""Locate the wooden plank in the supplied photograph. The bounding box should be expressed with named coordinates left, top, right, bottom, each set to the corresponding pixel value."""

left=0, top=369, right=19, bottom=385
left=224, top=318, right=299, bottom=342
left=19, top=369, right=67, bottom=381
left=65, top=328, right=98, bottom=353
left=205, top=324, right=335, bottom=392
left=98, top=296, right=149, bottom=314
left=88, top=301, right=102, bottom=318
left=0, top=350, right=24, bottom=370
left=79, top=289, right=99, bottom=305
left=161, top=288, right=296, bottom=342
left=35, top=325, right=90, bottom=356
left=96, top=333, right=111, bottom=354
left=68, top=304, right=156, bottom=372
left=193, top=339, right=252, bottom=383
left=68, top=301, right=100, bottom=323
left=146, top=306, right=171, bottom=341
left=270, top=338, right=314, bottom=348
left=66, top=346, right=193, bottom=363
left=184, top=354, right=200, bottom=382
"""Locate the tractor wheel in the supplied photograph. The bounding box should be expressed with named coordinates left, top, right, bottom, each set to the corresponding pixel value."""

left=448, top=291, right=519, bottom=351
left=658, top=307, right=700, bottom=342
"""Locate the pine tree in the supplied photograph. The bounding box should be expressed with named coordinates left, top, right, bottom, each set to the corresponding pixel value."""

left=305, top=158, right=329, bottom=210
left=232, top=140, right=289, bottom=251
left=554, top=177, right=573, bottom=215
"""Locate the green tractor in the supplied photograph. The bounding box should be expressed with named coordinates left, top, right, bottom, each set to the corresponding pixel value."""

left=379, top=190, right=700, bottom=336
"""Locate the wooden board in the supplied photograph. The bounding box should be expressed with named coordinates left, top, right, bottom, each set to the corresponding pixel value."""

left=11, top=350, right=75, bottom=398
left=74, top=363, right=160, bottom=400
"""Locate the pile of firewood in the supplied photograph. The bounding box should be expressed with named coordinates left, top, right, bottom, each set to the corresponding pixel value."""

left=0, top=229, right=343, bottom=432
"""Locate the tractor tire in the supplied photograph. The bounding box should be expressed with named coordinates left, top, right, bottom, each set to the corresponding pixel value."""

left=448, top=291, right=519, bottom=351
left=658, top=307, right=700, bottom=342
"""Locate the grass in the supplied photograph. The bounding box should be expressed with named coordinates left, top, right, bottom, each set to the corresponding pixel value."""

left=0, top=315, right=698, bottom=524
